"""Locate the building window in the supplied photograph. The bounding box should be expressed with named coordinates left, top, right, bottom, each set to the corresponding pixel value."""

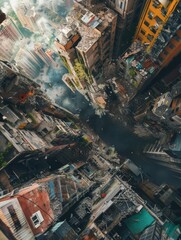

left=119, top=1, right=124, bottom=10
left=161, top=7, right=167, bottom=16
left=176, top=107, right=179, bottom=112
left=169, top=43, right=175, bottom=49
left=158, top=56, right=163, bottom=62
left=7, top=205, right=22, bottom=231
left=144, top=20, right=150, bottom=27
left=42, top=128, right=49, bottom=135
left=140, top=29, right=146, bottom=35
left=31, top=210, right=44, bottom=228
left=150, top=26, right=157, bottom=34
left=152, top=1, right=160, bottom=8
left=155, top=16, right=163, bottom=25
left=148, top=11, right=154, bottom=20
left=163, top=49, right=168, bottom=55
left=174, top=35, right=181, bottom=42
left=120, top=2, right=123, bottom=9
left=147, top=34, right=154, bottom=42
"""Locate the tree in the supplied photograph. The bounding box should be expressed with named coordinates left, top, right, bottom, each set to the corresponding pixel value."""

left=74, top=59, right=89, bottom=81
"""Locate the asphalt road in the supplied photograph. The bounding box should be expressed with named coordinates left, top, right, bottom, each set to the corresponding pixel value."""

left=80, top=108, right=180, bottom=188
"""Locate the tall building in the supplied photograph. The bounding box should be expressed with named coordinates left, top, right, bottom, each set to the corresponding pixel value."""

left=143, top=140, right=180, bottom=172
left=0, top=17, right=22, bottom=42
left=15, top=48, right=44, bottom=79
left=0, top=14, right=22, bottom=61
left=0, top=61, right=37, bottom=104
left=134, top=0, right=180, bottom=67
left=106, top=0, right=146, bottom=56
left=170, top=97, right=181, bottom=125
left=0, top=37, right=15, bottom=62
left=16, top=4, right=38, bottom=32
left=34, top=44, right=54, bottom=66
left=151, top=2, right=181, bottom=68
left=148, top=57, right=181, bottom=98
left=55, top=0, right=117, bottom=107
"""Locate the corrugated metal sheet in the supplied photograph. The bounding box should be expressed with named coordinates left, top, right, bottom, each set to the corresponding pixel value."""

left=0, top=198, right=34, bottom=240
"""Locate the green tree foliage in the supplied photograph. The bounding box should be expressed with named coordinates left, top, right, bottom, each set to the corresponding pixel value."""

left=74, top=59, right=89, bottom=81
left=60, top=56, right=73, bottom=74
left=129, top=68, right=137, bottom=78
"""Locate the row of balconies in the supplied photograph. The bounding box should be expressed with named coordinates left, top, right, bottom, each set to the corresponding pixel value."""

left=151, top=3, right=181, bottom=58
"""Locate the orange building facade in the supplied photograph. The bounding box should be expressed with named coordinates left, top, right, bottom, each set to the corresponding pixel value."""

left=134, top=0, right=180, bottom=52
left=134, top=0, right=181, bottom=70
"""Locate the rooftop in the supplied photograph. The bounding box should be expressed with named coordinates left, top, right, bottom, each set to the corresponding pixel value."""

left=0, top=105, right=20, bottom=123
left=66, top=6, right=101, bottom=53
left=163, top=222, right=181, bottom=240
left=56, top=25, right=78, bottom=46
left=88, top=3, right=117, bottom=33
left=58, top=1, right=116, bottom=53
left=139, top=223, right=161, bottom=240
left=124, top=208, right=155, bottom=235
left=0, top=183, right=40, bottom=201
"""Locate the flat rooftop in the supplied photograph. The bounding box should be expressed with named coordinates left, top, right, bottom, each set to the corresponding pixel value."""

left=65, top=6, right=101, bottom=52
left=59, top=2, right=116, bottom=53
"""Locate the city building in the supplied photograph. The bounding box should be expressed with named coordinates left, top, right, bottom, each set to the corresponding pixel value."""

left=42, top=220, right=78, bottom=240
left=134, top=0, right=180, bottom=51
left=0, top=217, right=17, bottom=240
left=0, top=105, right=28, bottom=129
left=131, top=72, right=181, bottom=127
left=170, top=97, right=181, bottom=125
left=68, top=172, right=166, bottom=239
left=148, top=59, right=181, bottom=98
left=25, top=110, right=79, bottom=143
left=0, top=198, right=34, bottom=240
left=16, top=4, right=38, bottom=32
left=34, top=44, right=55, bottom=66
left=151, top=2, right=181, bottom=68
left=0, top=163, right=93, bottom=238
left=139, top=221, right=181, bottom=240
left=116, top=40, right=159, bottom=103
left=152, top=91, right=172, bottom=118
left=106, top=0, right=146, bottom=56
left=143, top=140, right=180, bottom=172
left=139, top=180, right=181, bottom=223
left=0, top=16, right=22, bottom=42
left=55, top=1, right=117, bottom=109
left=0, top=135, right=92, bottom=190
left=0, top=14, right=22, bottom=62
left=150, top=91, right=181, bottom=128
left=0, top=122, right=51, bottom=153
left=134, top=0, right=181, bottom=75
left=0, top=150, right=49, bottom=191
left=0, top=61, right=37, bottom=104
left=15, top=48, right=44, bottom=79
left=0, top=60, right=84, bottom=174
left=0, top=184, right=54, bottom=238
left=167, top=133, right=181, bottom=158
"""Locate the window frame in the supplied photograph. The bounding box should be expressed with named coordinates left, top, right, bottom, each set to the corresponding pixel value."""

left=140, top=29, right=146, bottom=35
left=147, top=34, right=154, bottom=42
left=31, top=210, right=44, bottom=228
left=144, top=20, right=150, bottom=27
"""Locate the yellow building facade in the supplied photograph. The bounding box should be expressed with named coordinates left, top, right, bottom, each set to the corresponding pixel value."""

left=134, top=0, right=180, bottom=52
